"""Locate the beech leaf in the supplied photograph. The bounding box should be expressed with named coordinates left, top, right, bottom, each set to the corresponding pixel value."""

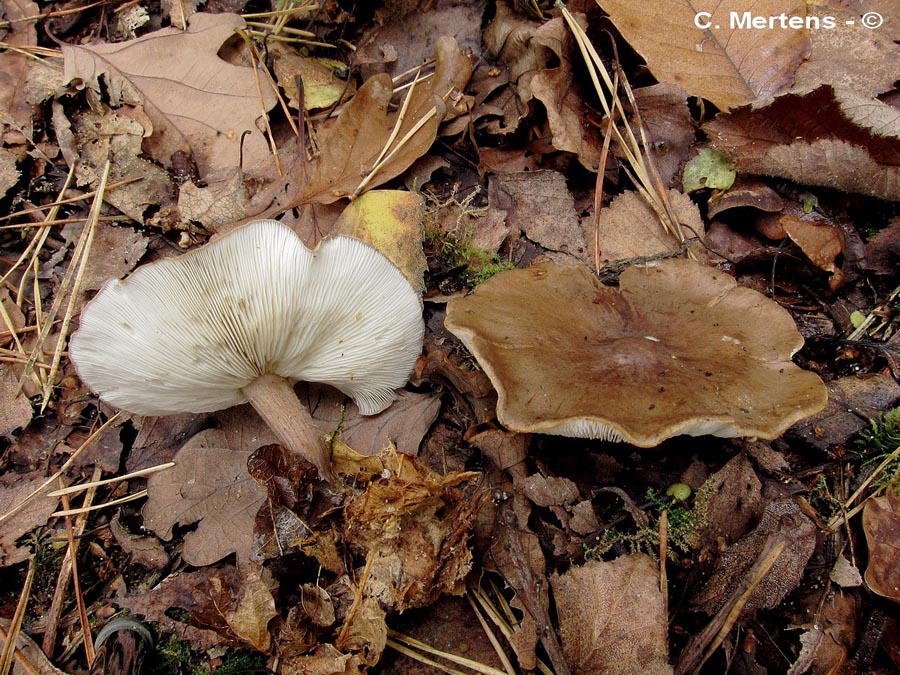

left=597, top=0, right=809, bottom=110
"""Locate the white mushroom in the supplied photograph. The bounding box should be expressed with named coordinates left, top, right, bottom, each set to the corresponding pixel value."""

left=69, top=219, right=425, bottom=480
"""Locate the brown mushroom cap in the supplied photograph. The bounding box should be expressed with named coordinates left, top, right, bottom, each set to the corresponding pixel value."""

left=445, top=260, right=827, bottom=445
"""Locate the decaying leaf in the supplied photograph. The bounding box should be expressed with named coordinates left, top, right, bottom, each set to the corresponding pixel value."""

left=530, top=15, right=604, bottom=170
left=117, top=565, right=264, bottom=650
left=62, top=13, right=278, bottom=177
left=598, top=0, right=808, bottom=110
left=62, top=106, right=176, bottom=224
left=695, top=453, right=763, bottom=547
left=862, top=494, right=900, bottom=601
left=633, top=83, right=695, bottom=187
left=0, top=0, right=38, bottom=139
left=445, top=260, right=827, bottom=445
left=489, top=171, right=586, bottom=259
left=0, top=475, right=58, bottom=567
left=780, top=215, right=847, bottom=291
left=707, top=85, right=900, bottom=200
left=793, top=2, right=900, bottom=97
left=61, top=221, right=149, bottom=293
left=254, top=36, right=472, bottom=216
left=682, top=148, right=735, bottom=193
left=331, top=190, right=427, bottom=294
left=0, top=365, right=33, bottom=439
left=143, top=428, right=267, bottom=566
left=552, top=554, right=673, bottom=675
left=343, top=444, right=481, bottom=611
left=693, top=499, right=816, bottom=614
left=597, top=189, right=704, bottom=264
left=272, top=45, right=354, bottom=111
left=109, top=511, right=169, bottom=570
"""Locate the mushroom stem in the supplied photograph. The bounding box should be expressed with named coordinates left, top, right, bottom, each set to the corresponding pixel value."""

left=241, top=373, right=335, bottom=481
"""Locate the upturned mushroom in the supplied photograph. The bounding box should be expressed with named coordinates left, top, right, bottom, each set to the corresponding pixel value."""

left=445, top=260, right=827, bottom=445
left=69, top=219, right=424, bottom=480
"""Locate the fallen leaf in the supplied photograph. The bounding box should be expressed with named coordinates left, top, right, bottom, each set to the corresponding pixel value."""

left=225, top=568, right=277, bottom=651
left=0, top=365, right=32, bottom=439
left=790, top=373, right=900, bottom=451
left=864, top=216, right=900, bottom=275
left=552, top=554, right=673, bottom=675
left=62, top=221, right=149, bottom=293
left=597, top=189, right=704, bottom=263
left=693, top=498, right=816, bottom=614
left=793, top=2, right=899, bottom=97
left=273, top=45, right=354, bottom=111
left=0, top=474, right=58, bottom=567
left=0, top=618, right=66, bottom=675
left=62, top=13, right=278, bottom=177
left=830, top=554, right=863, bottom=588
left=64, top=106, right=176, bottom=224
left=109, top=511, right=169, bottom=570
left=142, top=428, right=267, bottom=566
left=117, top=565, right=251, bottom=650
left=780, top=215, right=846, bottom=291
left=696, top=453, right=763, bottom=546
left=707, top=85, right=900, bottom=200
left=706, top=177, right=784, bottom=219
left=331, top=190, right=427, bottom=294
left=126, top=412, right=212, bottom=471
left=176, top=168, right=250, bottom=232
left=255, top=36, right=471, bottom=215
left=0, top=0, right=39, bottom=140
left=0, top=148, right=20, bottom=199
left=633, top=83, right=695, bottom=187
left=789, top=590, right=858, bottom=674
left=530, top=15, right=604, bottom=170
left=489, top=171, right=586, bottom=258
left=862, top=493, right=900, bottom=601
left=598, top=0, right=809, bottom=110
left=682, top=148, right=735, bottom=193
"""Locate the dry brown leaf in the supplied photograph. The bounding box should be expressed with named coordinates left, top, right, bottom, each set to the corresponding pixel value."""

left=0, top=365, right=32, bottom=439
left=62, top=13, right=278, bottom=177
left=552, top=554, right=673, bottom=675
left=0, top=0, right=38, bottom=140
left=0, top=148, right=20, bottom=199
left=793, top=2, right=899, bottom=97
left=707, top=85, right=900, bottom=200
left=142, top=428, right=267, bottom=566
left=225, top=568, right=277, bottom=652
left=633, top=83, right=696, bottom=188
left=706, top=177, right=784, bottom=219
left=272, top=45, right=354, bottom=111
left=61, top=221, right=149, bottom=293
left=489, top=170, right=586, bottom=258
left=696, top=453, right=763, bottom=547
left=530, top=15, right=604, bottom=170
left=343, top=445, right=481, bottom=611
left=117, top=565, right=254, bottom=650
left=0, top=474, right=58, bottom=567
left=780, top=215, right=846, bottom=291
left=177, top=168, right=250, bottom=232
left=255, top=36, right=471, bottom=216
left=693, top=499, right=816, bottom=614
left=62, top=106, right=176, bottom=224
left=0, top=618, right=66, bottom=675
left=109, top=511, right=169, bottom=570
left=865, top=216, right=900, bottom=275
left=597, top=189, right=704, bottom=264
left=790, top=373, right=900, bottom=451
left=862, top=493, right=900, bottom=601
left=598, top=0, right=808, bottom=110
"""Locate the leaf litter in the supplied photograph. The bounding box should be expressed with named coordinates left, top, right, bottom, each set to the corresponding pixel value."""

left=1, top=1, right=900, bottom=674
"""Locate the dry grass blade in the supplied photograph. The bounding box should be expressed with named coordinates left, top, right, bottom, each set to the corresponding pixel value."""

left=0, top=556, right=35, bottom=675
left=47, top=462, right=175, bottom=497
left=828, top=444, right=900, bottom=531
left=59, top=479, right=96, bottom=664
left=52, top=490, right=148, bottom=518
left=387, top=630, right=511, bottom=675
left=0, top=412, right=124, bottom=525
left=465, top=592, right=516, bottom=675
left=557, top=4, right=685, bottom=248
left=676, top=537, right=789, bottom=675
left=0, top=178, right=140, bottom=225
left=237, top=30, right=284, bottom=175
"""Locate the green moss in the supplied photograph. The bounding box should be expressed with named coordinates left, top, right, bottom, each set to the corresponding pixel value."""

left=854, top=407, right=900, bottom=496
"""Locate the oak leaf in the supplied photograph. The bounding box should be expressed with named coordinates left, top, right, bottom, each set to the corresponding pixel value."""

left=61, top=13, right=278, bottom=177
